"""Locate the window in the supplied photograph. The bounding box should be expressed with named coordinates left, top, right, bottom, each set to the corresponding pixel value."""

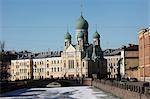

left=57, top=60, right=59, bottom=64
left=68, top=60, right=74, bottom=68
left=77, top=62, right=79, bottom=67
left=47, top=64, right=49, bottom=68
left=16, top=72, right=19, bottom=75
left=47, top=71, right=49, bottom=76
left=54, top=67, right=56, bottom=72
left=83, top=62, right=84, bottom=67
left=51, top=61, right=53, bottom=64
left=47, top=60, right=49, bottom=62
left=16, top=65, right=19, bottom=68
left=58, top=67, right=59, bottom=72
left=65, top=42, right=67, bottom=46
left=52, top=68, right=53, bottom=72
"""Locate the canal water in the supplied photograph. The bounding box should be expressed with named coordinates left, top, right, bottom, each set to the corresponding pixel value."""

left=0, top=86, right=120, bottom=99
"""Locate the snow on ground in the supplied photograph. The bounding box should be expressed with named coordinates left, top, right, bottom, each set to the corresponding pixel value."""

left=0, top=86, right=120, bottom=99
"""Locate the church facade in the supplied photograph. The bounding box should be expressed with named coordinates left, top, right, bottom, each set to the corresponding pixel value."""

left=10, top=15, right=107, bottom=81
left=62, top=15, right=107, bottom=78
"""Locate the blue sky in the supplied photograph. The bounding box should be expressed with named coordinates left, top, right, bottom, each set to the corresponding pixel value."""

left=1, top=0, right=150, bottom=52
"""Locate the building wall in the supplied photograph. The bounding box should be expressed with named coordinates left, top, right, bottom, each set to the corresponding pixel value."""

left=62, top=50, right=83, bottom=78
left=104, top=55, right=121, bottom=79
left=33, top=58, right=46, bottom=80
left=11, top=59, right=32, bottom=81
left=124, top=51, right=139, bottom=79
left=45, top=57, right=63, bottom=78
left=10, top=47, right=106, bottom=81
left=138, top=29, right=150, bottom=82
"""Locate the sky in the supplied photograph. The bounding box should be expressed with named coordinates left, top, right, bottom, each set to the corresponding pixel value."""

left=0, top=0, right=150, bottom=52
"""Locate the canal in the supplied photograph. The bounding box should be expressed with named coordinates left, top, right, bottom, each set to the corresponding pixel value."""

left=0, top=86, right=120, bottom=99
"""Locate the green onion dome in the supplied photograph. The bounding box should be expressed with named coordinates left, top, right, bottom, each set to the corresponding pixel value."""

left=76, top=15, right=88, bottom=29
left=77, top=31, right=84, bottom=38
left=64, top=32, right=71, bottom=40
left=93, top=31, right=100, bottom=38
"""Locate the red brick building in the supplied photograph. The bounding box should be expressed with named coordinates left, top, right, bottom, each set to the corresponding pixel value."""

left=138, top=28, right=150, bottom=82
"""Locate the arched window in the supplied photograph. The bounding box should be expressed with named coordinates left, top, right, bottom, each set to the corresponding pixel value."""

left=58, top=67, right=59, bottom=72
left=54, top=67, right=56, bottom=72
left=52, top=68, right=53, bottom=72
left=47, top=64, right=49, bottom=68
left=47, top=71, right=49, bottom=76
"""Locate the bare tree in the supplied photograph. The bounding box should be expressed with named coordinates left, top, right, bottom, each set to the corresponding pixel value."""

left=0, top=41, right=5, bottom=52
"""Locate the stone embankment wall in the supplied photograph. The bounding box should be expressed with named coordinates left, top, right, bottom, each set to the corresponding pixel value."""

left=92, top=79, right=150, bottom=99
left=82, top=78, right=92, bottom=86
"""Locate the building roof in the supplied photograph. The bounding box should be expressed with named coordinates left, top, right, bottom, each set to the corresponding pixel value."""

left=93, top=31, right=100, bottom=38
left=76, top=15, right=88, bottom=29
left=103, top=49, right=121, bottom=56
left=34, top=51, right=62, bottom=59
left=64, top=32, right=71, bottom=40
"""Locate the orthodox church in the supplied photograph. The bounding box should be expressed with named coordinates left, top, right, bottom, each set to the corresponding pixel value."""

left=10, top=14, right=107, bottom=81
left=62, top=15, right=107, bottom=79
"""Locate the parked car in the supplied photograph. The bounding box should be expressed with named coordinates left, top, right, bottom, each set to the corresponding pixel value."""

left=120, top=78, right=129, bottom=82
left=129, top=78, right=138, bottom=82
left=119, top=78, right=129, bottom=84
